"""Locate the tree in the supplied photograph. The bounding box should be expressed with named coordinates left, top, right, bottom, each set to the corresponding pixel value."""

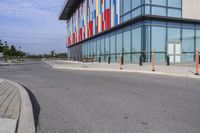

left=0, top=39, right=3, bottom=53
left=51, top=50, right=56, bottom=58
left=10, top=45, right=17, bottom=57
left=3, top=47, right=11, bottom=62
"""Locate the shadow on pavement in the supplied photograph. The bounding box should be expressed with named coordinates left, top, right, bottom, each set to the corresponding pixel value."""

left=22, top=86, right=40, bottom=132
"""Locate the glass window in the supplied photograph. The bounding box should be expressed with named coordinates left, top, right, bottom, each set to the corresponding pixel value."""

left=132, top=27, right=142, bottom=52
left=91, top=41, right=94, bottom=56
left=105, top=36, right=110, bottom=54
left=152, top=0, right=166, bottom=6
left=168, top=28, right=181, bottom=43
left=110, top=55, right=116, bottom=62
left=182, top=29, right=194, bottom=62
left=124, top=54, right=131, bottom=63
left=145, top=26, right=151, bottom=53
left=168, top=9, right=181, bottom=17
left=101, top=38, right=105, bottom=54
left=93, top=41, right=97, bottom=55
left=97, top=39, right=101, bottom=55
left=121, top=14, right=131, bottom=22
left=168, top=0, right=181, bottom=8
left=145, top=5, right=151, bottom=14
left=152, top=6, right=166, bottom=16
left=196, top=30, right=200, bottom=50
left=182, top=29, right=195, bottom=52
left=116, top=33, right=123, bottom=53
left=123, top=0, right=131, bottom=14
left=123, top=30, right=131, bottom=53
left=82, top=44, right=86, bottom=57
left=145, top=0, right=150, bottom=4
left=132, top=0, right=141, bottom=9
left=110, top=34, right=116, bottom=54
left=151, top=26, right=166, bottom=51
left=88, top=42, right=92, bottom=56
left=132, top=8, right=141, bottom=18
left=86, top=43, right=88, bottom=57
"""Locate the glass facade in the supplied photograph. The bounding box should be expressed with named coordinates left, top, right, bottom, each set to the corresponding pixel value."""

left=144, top=0, right=182, bottom=18
left=67, top=0, right=200, bottom=64
left=71, top=20, right=200, bottom=63
left=120, top=0, right=142, bottom=22
left=120, top=0, right=182, bottom=23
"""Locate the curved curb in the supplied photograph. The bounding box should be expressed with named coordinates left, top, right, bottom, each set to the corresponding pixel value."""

left=5, top=80, right=35, bottom=133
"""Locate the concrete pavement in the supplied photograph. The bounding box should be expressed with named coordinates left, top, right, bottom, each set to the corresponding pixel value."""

left=0, top=78, right=35, bottom=133
left=0, top=80, right=20, bottom=133
left=0, top=61, right=200, bottom=133
left=46, top=60, right=200, bottom=79
left=0, top=118, right=17, bottom=133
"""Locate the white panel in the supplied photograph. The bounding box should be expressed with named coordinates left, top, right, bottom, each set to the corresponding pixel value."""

left=182, top=0, right=200, bottom=20
left=175, top=44, right=181, bottom=54
left=170, top=56, right=174, bottom=63
left=168, top=44, right=174, bottom=54
left=175, top=56, right=181, bottom=63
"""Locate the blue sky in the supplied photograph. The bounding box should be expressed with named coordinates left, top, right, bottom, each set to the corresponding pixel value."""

left=0, top=0, right=67, bottom=54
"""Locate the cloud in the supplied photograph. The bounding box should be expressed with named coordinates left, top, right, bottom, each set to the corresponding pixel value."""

left=0, top=0, right=67, bottom=54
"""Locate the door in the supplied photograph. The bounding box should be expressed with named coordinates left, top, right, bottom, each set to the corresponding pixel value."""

left=168, top=43, right=181, bottom=63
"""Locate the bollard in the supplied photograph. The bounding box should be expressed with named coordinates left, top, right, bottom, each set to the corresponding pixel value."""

left=108, top=56, right=111, bottom=64
left=167, top=56, right=170, bottom=66
left=121, top=55, right=124, bottom=65
left=120, top=52, right=123, bottom=70
left=195, top=48, right=199, bottom=75
left=139, top=56, right=142, bottom=66
left=152, top=50, right=155, bottom=71
left=99, top=57, right=101, bottom=63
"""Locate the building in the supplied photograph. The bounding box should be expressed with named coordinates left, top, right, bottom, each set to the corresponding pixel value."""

left=59, top=0, right=200, bottom=63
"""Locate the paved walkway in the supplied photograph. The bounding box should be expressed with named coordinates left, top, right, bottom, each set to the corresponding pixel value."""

left=46, top=60, right=200, bottom=79
left=0, top=79, right=20, bottom=133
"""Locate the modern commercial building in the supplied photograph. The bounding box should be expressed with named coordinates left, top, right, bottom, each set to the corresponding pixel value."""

left=59, top=0, right=200, bottom=63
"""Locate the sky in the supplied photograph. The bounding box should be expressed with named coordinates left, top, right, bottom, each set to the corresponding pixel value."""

left=0, top=0, right=67, bottom=54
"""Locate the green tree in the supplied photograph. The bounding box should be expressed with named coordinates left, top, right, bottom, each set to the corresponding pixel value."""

left=0, top=39, right=3, bottom=53
left=3, top=47, right=11, bottom=62
left=51, top=50, right=56, bottom=58
left=10, top=45, right=17, bottom=57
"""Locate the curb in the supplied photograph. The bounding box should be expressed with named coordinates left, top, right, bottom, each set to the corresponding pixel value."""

left=4, top=79, right=35, bottom=133
left=52, top=66, right=200, bottom=79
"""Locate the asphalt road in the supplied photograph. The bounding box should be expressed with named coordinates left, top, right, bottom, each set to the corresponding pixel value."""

left=0, top=61, right=200, bottom=133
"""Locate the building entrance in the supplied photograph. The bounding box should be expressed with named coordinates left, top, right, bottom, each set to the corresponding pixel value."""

left=168, top=43, right=181, bottom=63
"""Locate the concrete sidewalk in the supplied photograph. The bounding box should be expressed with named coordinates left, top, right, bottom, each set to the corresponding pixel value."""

left=0, top=60, right=26, bottom=66
left=0, top=80, right=20, bottom=133
left=0, top=79, right=35, bottom=133
left=45, top=60, right=200, bottom=79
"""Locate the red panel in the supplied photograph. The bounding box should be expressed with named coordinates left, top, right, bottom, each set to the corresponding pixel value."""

left=67, top=37, right=71, bottom=47
left=105, top=9, right=111, bottom=30
left=89, top=21, right=93, bottom=37
left=87, top=23, right=90, bottom=38
left=83, top=27, right=85, bottom=40
left=101, top=14, right=104, bottom=31
left=79, top=28, right=82, bottom=41
left=72, top=33, right=75, bottom=44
